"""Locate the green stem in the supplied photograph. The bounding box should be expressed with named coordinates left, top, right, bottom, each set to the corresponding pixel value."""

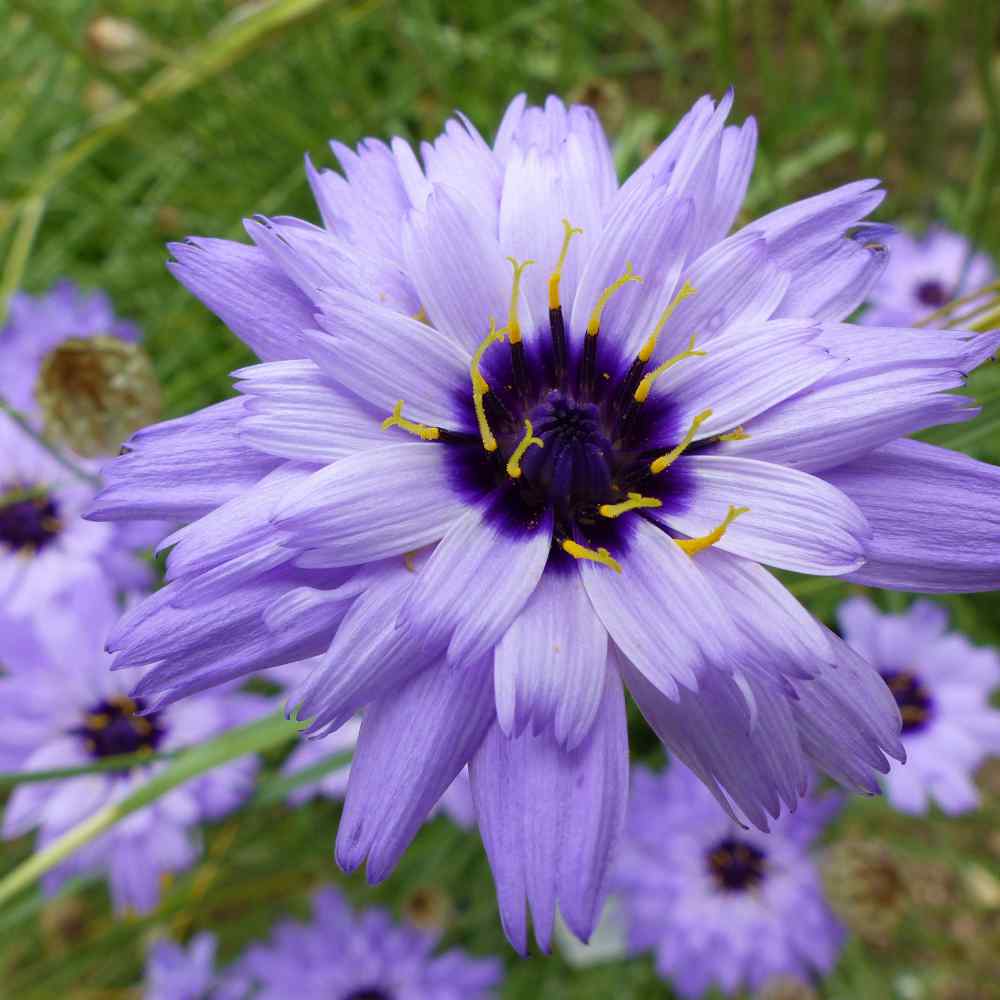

left=0, top=397, right=102, bottom=486
left=0, top=195, right=45, bottom=329
left=0, top=710, right=301, bottom=908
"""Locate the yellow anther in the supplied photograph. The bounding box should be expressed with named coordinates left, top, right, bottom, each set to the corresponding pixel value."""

left=471, top=318, right=506, bottom=452
left=676, top=505, right=749, bottom=557
left=381, top=400, right=441, bottom=442
left=717, top=427, right=750, bottom=442
left=548, top=219, right=584, bottom=311
left=403, top=551, right=417, bottom=573
left=86, top=713, right=110, bottom=731
left=506, top=419, right=544, bottom=479
left=561, top=539, right=622, bottom=573
left=650, top=408, right=713, bottom=475
left=412, top=305, right=428, bottom=324
left=634, top=335, right=706, bottom=403
left=505, top=257, right=535, bottom=345
left=599, top=492, right=663, bottom=518
left=586, top=261, right=643, bottom=337
left=638, top=280, right=696, bottom=363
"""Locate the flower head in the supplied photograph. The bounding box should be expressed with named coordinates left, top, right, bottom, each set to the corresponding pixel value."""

left=0, top=586, right=266, bottom=913
left=614, top=763, right=844, bottom=998
left=0, top=417, right=156, bottom=616
left=860, top=227, right=996, bottom=328
left=145, top=933, right=219, bottom=1000
left=838, top=596, right=1000, bottom=814
left=87, top=91, right=1000, bottom=950
left=221, top=885, right=502, bottom=999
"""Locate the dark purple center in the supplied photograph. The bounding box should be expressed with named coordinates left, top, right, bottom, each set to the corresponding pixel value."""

left=444, top=303, right=697, bottom=561
left=0, top=485, right=61, bottom=554
left=880, top=670, right=933, bottom=734
left=73, top=695, right=166, bottom=760
left=342, top=990, right=392, bottom=1000
left=707, top=836, right=767, bottom=892
left=915, top=279, right=948, bottom=308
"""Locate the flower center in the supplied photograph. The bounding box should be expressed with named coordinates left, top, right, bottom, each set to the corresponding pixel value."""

left=0, top=484, right=61, bottom=555
left=74, top=694, right=166, bottom=760
left=382, top=221, right=751, bottom=573
left=342, top=990, right=392, bottom=1000
left=880, top=670, right=933, bottom=734
left=706, top=836, right=767, bottom=892
left=915, top=279, right=948, bottom=308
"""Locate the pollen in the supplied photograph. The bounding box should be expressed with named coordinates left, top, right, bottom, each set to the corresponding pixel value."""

left=676, top=505, right=749, bottom=557
left=506, top=419, right=544, bottom=479
left=634, top=335, right=706, bottom=403
left=381, top=400, right=441, bottom=441
left=599, top=492, right=663, bottom=518
left=561, top=539, right=622, bottom=573
left=505, top=257, right=535, bottom=345
left=717, top=427, right=750, bottom=441
left=586, top=261, right=642, bottom=337
left=548, top=219, right=583, bottom=311
left=637, top=280, right=696, bottom=363
left=471, top=318, right=506, bottom=452
left=650, top=408, right=713, bottom=474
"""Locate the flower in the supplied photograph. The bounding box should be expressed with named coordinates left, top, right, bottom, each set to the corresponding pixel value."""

left=87, top=91, right=1000, bottom=950
left=145, top=933, right=220, bottom=1000
left=221, top=885, right=502, bottom=999
left=613, top=763, right=843, bottom=998
left=0, top=279, right=159, bottom=458
left=0, top=417, right=154, bottom=616
left=860, top=227, right=996, bottom=328
left=837, top=596, right=1000, bottom=814
left=0, top=585, right=266, bottom=914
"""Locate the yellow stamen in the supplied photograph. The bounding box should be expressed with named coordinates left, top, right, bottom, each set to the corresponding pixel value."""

left=634, top=335, right=706, bottom=403
left=471, top=318, right=506, bottom=452
left=381, top=400, right=441, bottom=442
left=548, top=219, right=583, bottom=310
left=599, top=492, right=663, bottom=518
left=676, top=505, right=749, bottom=557
left=403, top=551, right=417, bottom=573
left=506, top=419, right=544, bottom=479
left=586, top=261, right=642, bottom=337
left=86, top=713, right=110, bottom=731
left=561, top=539, right=622, bottom=573
left=650, top=408, right=713, bottom=475
left=638, top=280, right=696, bottom=362
left=505, top=257, right=535, bottom=345
left=412, top=305, right=428, bottom=324
left=717, top=427, right=750, bottom=442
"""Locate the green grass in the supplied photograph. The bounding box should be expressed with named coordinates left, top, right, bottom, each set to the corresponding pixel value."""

left=2, top=0, right=1000, bottom=997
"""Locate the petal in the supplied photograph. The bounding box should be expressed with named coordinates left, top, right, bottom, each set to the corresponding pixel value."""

left=235, top=359, right=386, bottom=463
left=402, top=186, right=515, bottom=353
left=702, top=117, right=757, bottom=245
left=661, top=455, right=870, bottom=574
left=619, top=649, right=807, bottom=829
left=579, top=517, right=744, bottom=699
left=399, top=497, right=553, bottom=666
left=824, top=437, right=1000, bottom=592
left=88, top=399, right=279, bottom=523
left=273, top=444, right=469, bottom=566
left=651, top=319, right=839, bottom=440
left=167, top=237, right=315, bottom=361
left=335, top=656, right=494, bottom=882
left=306, top=288, right=473, bottom=431
left=494, top=567, right=608, bottom=749
left=469, top=668, right=628, bottom=952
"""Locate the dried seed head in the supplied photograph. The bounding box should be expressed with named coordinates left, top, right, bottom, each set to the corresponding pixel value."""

left=85, top=16, right=150, bottom=70
left=35, top=336, right=161, bottom=458
left=822, top=839, right=909, bottom=947
left=401, top=885, right=453, bottom=931
left=756, top=976, right=820, bottom=1000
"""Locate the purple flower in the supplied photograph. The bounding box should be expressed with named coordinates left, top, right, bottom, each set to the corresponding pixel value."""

left=838, top=596, right=1000, bottom=814
left=0, top=586, right=266, bottom=914
left=222, top=885, right=502, bottom=999
left=87, top=91, right=1000, bottom=950
left=614, top=763, right=843, bottom=998
left=145, top=933, right=219, bottom=1000
left=0, top=279, right=139, bottom=416
left=0, top=417, right=154, bottom=616
left=860, top=227, right=996, bottom=328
